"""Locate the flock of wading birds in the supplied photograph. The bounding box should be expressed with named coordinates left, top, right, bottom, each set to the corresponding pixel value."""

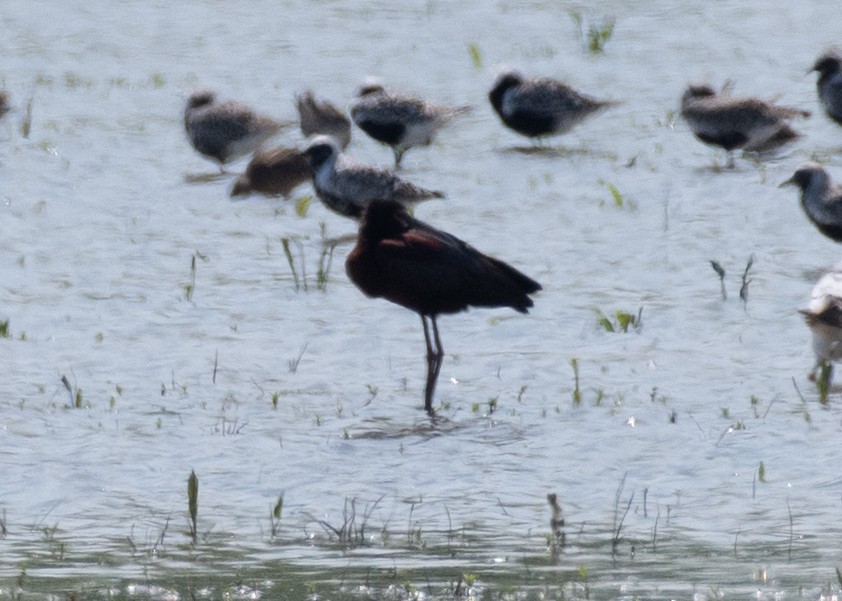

left=179, top=49, right=842, bottom=414
left=6, top=48, right=842, bottom=415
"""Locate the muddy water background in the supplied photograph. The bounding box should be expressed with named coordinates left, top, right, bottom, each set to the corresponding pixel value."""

left=2, top=1, right=842, bottom=599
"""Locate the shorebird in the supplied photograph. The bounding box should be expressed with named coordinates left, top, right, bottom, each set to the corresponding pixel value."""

left=488, top=69, right=616, bottom=141
left=811, top=49, right=842, bottom=127
left=680, top=83, right=810, bottom=166
left=230, top=146, right=311, bottom=199
left=345, top=199, right=542, bottom=415
left=0, top=91, right=9, bottom=119
left=350, top=81, right=470, bottom=166
left=303, top=135, right=444, bottom=218
left=801, top=266, right=842, bottom=382
left=780, top=163, right=842, bottom=242
left=296, top=90, right=352, bottom=150
left=184, top=90, right=287, bottom=170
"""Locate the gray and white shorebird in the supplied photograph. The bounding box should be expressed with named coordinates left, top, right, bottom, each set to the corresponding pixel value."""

left=811, top=49, right=842, bottom=127
left=230, top=146, right=312, bottom=199
left=800, top=266, right=842, bottom=382
left=680, top=83, right=810, bottom=166
left=295, top=90, right=352, bottom=150
left=184, top=90, right=287, bottom=170
left=488, top=69, right=616, bottom=142
left=780, top=162, right=842, bottom=242
left=350, top=81, right=471, bottom=166
left=303, top=135, right=444, bottom=218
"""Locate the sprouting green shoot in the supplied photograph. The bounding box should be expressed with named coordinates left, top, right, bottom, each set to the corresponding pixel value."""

left=0, top=319, right=9, bottom=338
left=607, top=183, right=623, bottom=207
left=21, top=95, right=34, bottom=139
left=757, top=462, right=766, bottom=483
left=710, top=260, right=726, bottom=300
left=281, top=238, right=300, bottom=291
left=270, top=492, right=284, bottom=538
left=817, top=362, right=832, bottom=405
left=570, top=358, right=581, bottom=404
left=295, top=195, right=312, bottom=218
left=187, top=470, right=199, bottom=544
left=588, top=18, right=615, bottom=53
left=468, top=43, right=482, bottom=69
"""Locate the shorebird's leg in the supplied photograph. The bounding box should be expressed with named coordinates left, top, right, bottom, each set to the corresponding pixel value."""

left=394, top=147, right=405, bottom=168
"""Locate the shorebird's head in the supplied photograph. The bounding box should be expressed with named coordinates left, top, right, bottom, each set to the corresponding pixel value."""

left=357, top=77, right=386, bottom=97
left=811, top=49, right=842, bottom=78
left=303, top=134, right=342, bottom=170
left=681, top=83, right=717, bottom=105
left=490, top=69, right=524, bottom=94
left=186, top=89, right=216, bottom=111
left=780, top=162, right=829, bottom=192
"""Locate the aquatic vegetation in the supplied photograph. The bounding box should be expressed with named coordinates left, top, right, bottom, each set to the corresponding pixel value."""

left=467, top=43, right=482, bottom=69
left=0, top=319, right=9, bottom=338
left=270, top=493, right=284, bottom=539
left=570, top=11, right=615, bottom=54
left=817, top=362, right=832, bottom=404
left=187, top=470, right=199, bottom=544
left=20, top=94, right=33, bottom=138
left=611, top=473, right=633, bottom=555
left=295, top=194, right=312, bottom=218
left=594, top=307, right=643, bottom=333
left=570, top=358, right=581, bottom=404
left=710, top=260, right=726, bottom=300
left=184, top=251, right=208, bottom=302
left=305, top=495, right=384, bottom=548
left=288, top=343, right=308, bottom=373
left=739, top=254, right=755, bottom=308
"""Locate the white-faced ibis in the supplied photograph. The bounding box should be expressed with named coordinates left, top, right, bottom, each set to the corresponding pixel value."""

left=345, top=199, right=541, bottom=415
left=296, top=90, right=352, bottom=150
left=350, top=80, right=470, bottom=167
left=780, top=162, right=842, bottom=242
left=488, top=69, right=616, bottom=142
left=184, top=90, right=287, bottom=170
left=680, top=83, right=810, bottom=166
left=230, top=146, right=312, bottom=199
left=303, top=135, right=444, bottom=219
left=811, top=49, right=842, bottom=127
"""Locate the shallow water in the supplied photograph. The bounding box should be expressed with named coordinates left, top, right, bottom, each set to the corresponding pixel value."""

left=3, top=1, right=842, bottom=599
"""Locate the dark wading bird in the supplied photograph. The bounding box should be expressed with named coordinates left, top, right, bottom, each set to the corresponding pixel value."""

left=680, top=83, right=810, bottom=167
left=811, top=48, right=842, bottom=128
left=488, top=69, right=616, bottom=142
left=345, top=199, right=542, bottom=415
left=304, top=135, right=444, bottom=218
left=296, top=90, right=352, bottom=150
left=800, top=266, right=842, bottom=383
left=780, top=162, right=842, bottom=242
left=230, top=146, right=312, bottom=199
left=350, top=80, right=471, bottom=167
left=184, top=90, right=287, bottom=171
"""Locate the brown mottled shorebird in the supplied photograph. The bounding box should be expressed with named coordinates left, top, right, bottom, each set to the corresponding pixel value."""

left=780, top=162, right=842, bottom=242
left=295, top=90, right=352, bottom=150
left=230, top=146, right=311, bottom=199
left=0, top=91, right=10, bottom=119
left=350, top=81, right=470, bottom=167
left=303, top=135, right=444, bottom=219
left=346, top=199, right=541, bottom=415
left=488, top=69, right=616, bottom=141
left=680, top=83, right=810, bottom=166
left=800, top=266, right=842, bottom=382
left=811, top=48, right=842, bottom=127
left=184, top=90, right=286, bottom=170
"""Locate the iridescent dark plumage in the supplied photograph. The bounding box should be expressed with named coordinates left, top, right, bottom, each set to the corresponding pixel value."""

left=230, top=146, right=311, bottom=199
left=346, top=200, right=541, bottom=414
left=488, top=69, right=615, bottom=140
